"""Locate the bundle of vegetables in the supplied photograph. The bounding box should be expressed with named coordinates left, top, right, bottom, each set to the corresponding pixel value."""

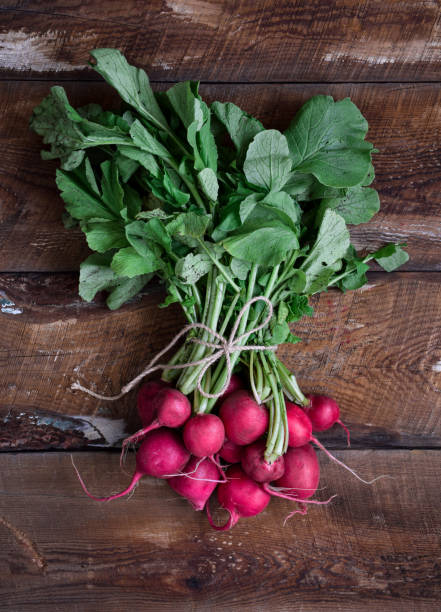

left=31, top=49, right=408, bottom=529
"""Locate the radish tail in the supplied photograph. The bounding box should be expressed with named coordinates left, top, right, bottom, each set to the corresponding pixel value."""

left=71, top=456, right=143, bottom=502
left=283, top=502, right=308, bottom=526
left=311, top=437, right=388, bottom=484
left=337, top=419, right=351, bottom=447
left=120, top=420, right=160, bottom=466
left=206, top=504, right=239, bottom=531
left=263, top=483, right=336, bottom=505
left=210, top=455, right=227, bottom=482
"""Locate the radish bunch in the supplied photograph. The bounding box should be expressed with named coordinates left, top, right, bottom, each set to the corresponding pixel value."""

left=74, top=377, right=376, bottom=530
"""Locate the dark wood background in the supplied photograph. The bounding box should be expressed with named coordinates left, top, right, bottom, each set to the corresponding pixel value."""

left=1, top=2, right=440, bottom=610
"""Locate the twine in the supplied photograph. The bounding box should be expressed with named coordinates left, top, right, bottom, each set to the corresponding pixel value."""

left=71, top=296, right=277, bottom=402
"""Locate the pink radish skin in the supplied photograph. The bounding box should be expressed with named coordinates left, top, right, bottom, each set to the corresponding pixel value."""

left=206, top=465, right=270, bottom=530
left=286, top=401, right=313, bottom=448
left=305, top=394, right=350, bottom=445
left=264, top=444, right=336, bottom=511
left=74, top=428, right=190, bottom=502
left=218, top=438, right=243, bottom=464
left=167, top=456, right=221, bottom=511
left=286, top=402, right=380, bottom=485
left=274, top=444, right=319, bottom=500
left=219, top=374, right=243, bottom=400
left=137, top=380, right=167, bottom=427
left=183, top=414, right=225, bottom=457
left=241, top=439, right=285, bottom=483
left=219, top=390, right=269, bottom=446
left=121, top=388, right=191, bottom=456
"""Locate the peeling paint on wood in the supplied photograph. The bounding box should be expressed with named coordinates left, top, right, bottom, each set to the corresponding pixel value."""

left=0, top=29, right=85, bottom=72
left=0, top=291, right=23, bottom=315
left=1, top=2, right=441, bottom=81
left=0, top=406, right=126, bottom=450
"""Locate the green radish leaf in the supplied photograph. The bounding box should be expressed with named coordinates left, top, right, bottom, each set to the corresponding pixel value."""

left=106, top=275, right=152, bottom=310
left=129, top=120, right=172, bottom=161
left=230, top=257, right=252, bottom=280
left=143, top=218, right=172, bottom=252
left=82, top=220, right=127, bottom=253
left=301, top=209, right=350, bottom=292
left=121, top=184, right=142, bottom=221
left=78, top=253, right=151, bottom=308
left=111, top=246, right=162, bottom=278
left=285, top=294, right=314, bottom=322
left=222, top=223, right=299, bottom=266
left=166, top=81, right=202, bottom=129
left=319, top=185, right=380, bottom=225
left=79, top=253, right=117, bottom=302
left=100, top=160, right=124, bottom=215
left=198, top=167, right=219, bottom=201
left=176, top=253, right=212, bottom=284
left=118, top=144, right=160, bottom=177
left=167, top=212, right=210, bottom=239
left=244, top=130, right=292, bottom=191
left=114, top=152, right=139, bottom=182
left=373, top=243, right=409, bottom=271
left=285, top=95, right=373, bottom=188
left=56, top=166, right=115, bottom=221
left=90, top=48, right=168, bottom=130
left=30, top=86, right=129, bottom=169
left=285, top=269, right=307, bottom=294
left=211, top=101, right=263, bottom=160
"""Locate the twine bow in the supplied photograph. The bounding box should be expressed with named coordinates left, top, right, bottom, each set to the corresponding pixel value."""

left=71, top=295, right=277, bottom=402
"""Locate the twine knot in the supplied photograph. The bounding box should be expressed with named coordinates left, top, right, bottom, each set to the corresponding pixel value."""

left=71, top=295, right=277, bottom=402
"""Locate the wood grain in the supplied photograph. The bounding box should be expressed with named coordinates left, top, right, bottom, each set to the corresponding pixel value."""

left=1, top=272, right=440, bottom=449
left=0, top=1, right=440, bottom=81
left=0, top=450, right=440, bottom=610
left=1, top=81, right=441, bottom=272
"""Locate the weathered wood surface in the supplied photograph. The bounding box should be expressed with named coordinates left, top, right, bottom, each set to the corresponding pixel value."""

left=1, top=81, right=441, bottom=272
left=1, top=272, right=440, bottom=449
left=1, top=1, right=440, bottom=82
left=0, top=451, right=439, bottom=611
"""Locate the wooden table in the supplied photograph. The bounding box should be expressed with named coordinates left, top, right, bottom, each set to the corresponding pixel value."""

left=1, top=2, right=440, bottom=610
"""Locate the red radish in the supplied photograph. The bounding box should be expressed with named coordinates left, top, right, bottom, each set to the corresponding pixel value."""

left=206, top=465, right=270, bottom=530
left=167, top=456, right=221, bottom=511
left=219, top=373, right=243, bottom=400
left=183, top=414, right=225, bottom=457
left=263, top=444, right=336, bottom=514
left=241, top=439, right=285, bottom=483
left=74, top=428, right=190, bottom=501
left=219, top=390, right=269, bottom=445
left=286, top=401, right=313, bottom=448
left=274, top=444, right=319, bottom=499
left=218, top=438, right=242, bottom=463
left=286, top=401, right=380, bottom=485
left=137, top=380, right=167, bottom=427
left=305, top=394, right=350, bottom=445
left=121, top=388, right=191, bottom=457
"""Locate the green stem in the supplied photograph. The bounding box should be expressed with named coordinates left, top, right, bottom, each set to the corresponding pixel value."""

left=197, top=291, right=241, bottom=413
left=197, top=239, right=240, bottom=292
left=191, top=283, right=202, bottom=318
left=178, top=272, right=226, bottom=396
left=161, top=342, right=188, bottom=383
left=325, top=254, right=373, bottom=290
left=218, top=292, right=240, bottom=337
left=203, top=263, right=259, bottom=412
left=261, top=352, right=281, bottom=462
left=276, top=359, right=308, bottom=406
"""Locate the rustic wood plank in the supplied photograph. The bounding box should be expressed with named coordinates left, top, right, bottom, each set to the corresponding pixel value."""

left=1, top=272, right=440, bottom=449
left=0, top=1, right=440, bottom=81
left=0, top=450, right=440, bottom=610
left=1, top=81, right=440, bottom=272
